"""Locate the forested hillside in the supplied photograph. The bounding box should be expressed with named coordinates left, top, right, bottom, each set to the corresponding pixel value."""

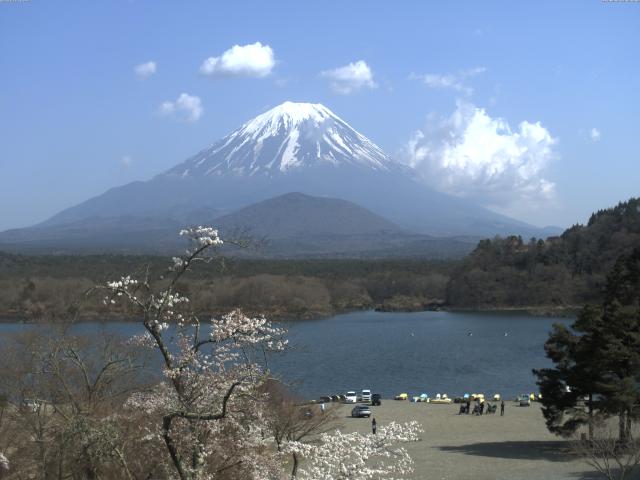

left=446, top=198, right=640, bottom=308
left=0, top=254, right=454, bottom=321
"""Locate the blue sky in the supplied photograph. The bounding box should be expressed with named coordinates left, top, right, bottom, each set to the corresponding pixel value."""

left=1, top=0, right=638, bottom=230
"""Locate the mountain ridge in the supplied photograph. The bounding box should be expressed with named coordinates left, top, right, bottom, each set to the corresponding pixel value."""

left=0, top=192, right=477, bottom=258
left=213, top=192, right=405, bottom=238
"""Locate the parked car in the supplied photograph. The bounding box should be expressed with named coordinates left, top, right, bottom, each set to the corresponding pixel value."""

left=21, top=399, right=40, bottom=413
left=345, top=391, right=358, bottom=403
left=319, top=396, right=332, bottom=403
left=361, top=389, right=372, bottom=403
left=518, top=394, right=531, bottom=406
left=371, top=393, right=382, bottom=406
left=351, top=404, right=372, bottom=418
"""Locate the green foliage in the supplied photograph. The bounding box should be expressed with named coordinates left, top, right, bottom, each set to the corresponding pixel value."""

left=534, top=308, right=601, bottom=437
left=447, top=198, right=640, bottom=308
left=535, top=248, right=640, bottom=441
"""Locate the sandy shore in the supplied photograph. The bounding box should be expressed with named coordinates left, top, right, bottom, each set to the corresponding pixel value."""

left=337, top=401, right=597, bottom=480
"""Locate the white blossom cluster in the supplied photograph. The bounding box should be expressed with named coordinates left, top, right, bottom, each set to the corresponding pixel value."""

left=106, top=275, right=138, bottom=290
left=286, top=421, right=423, bottom=480
left=124, top=333, right=156, bottom=352
left=211, top=309, right=288, bottom=351
left=148, top=290, right=190, bottom=328
left=171, top=256, right=185, bottom=271
left=125, top=387, right=174, bottom=415
left=103, top=275, right=139, bottom=305
left=179, top=226, right=223, bottom=251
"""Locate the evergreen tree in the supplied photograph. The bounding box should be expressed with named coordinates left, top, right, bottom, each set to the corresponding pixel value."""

left=535, top=248, right=640, bottom=442
left=593, top=249, right=640, bottom=442
left=534, top=306, right=601, bottom=439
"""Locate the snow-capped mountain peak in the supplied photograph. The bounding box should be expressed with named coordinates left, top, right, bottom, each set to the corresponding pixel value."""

left=242, top=101, right=336, bottom=135
left=166, top=101, right=397, bottom=177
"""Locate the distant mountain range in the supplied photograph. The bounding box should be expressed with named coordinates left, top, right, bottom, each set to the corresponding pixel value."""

left=0, top=192, right=477, bottom=258
left=0, top=101, right=561, bottom=256
left=213, top=192, right=478, bottom=258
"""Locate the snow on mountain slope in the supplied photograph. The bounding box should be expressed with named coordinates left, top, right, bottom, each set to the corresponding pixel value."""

left=165, top=101, right=398, bottom=177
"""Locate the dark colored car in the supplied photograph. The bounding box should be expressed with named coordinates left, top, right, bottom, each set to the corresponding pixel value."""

left=351, top=404, right=372, bottom=418
left=371, top=393, right=382, bottom=406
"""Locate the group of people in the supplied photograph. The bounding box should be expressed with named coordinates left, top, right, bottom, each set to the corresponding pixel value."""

left=458, top=399, right=505, bottom=416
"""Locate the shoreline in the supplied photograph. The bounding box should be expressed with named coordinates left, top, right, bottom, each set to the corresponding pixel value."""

left=0, top=304, right=579, bottom=324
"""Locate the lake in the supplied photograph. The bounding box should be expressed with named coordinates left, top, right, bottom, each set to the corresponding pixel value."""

left=0, top=310, right=571, bottom=400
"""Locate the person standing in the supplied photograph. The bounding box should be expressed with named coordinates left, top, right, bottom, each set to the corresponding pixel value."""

left=371, top=417, right=377, bottom=435
left=500, top=400, right=505, bottom=416
left=320, top=402, right=325, bottom=414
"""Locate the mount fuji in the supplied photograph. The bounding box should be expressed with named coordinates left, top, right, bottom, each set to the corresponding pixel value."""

left=167, top=101, right=396, bottom=177
left=0, top=101, right=559, bottom=255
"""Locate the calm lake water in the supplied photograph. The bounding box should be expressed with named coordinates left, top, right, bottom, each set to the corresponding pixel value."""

left=0, top=310, right=571, bottom=400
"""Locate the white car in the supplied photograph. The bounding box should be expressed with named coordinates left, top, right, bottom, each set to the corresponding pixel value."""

left=518, top=394, right=531, bottom=407
left=361, top=389, right=372, bottom=403
left=345, top=391, right=358, bottom=403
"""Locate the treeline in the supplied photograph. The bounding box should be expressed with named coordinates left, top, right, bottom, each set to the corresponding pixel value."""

left=446, top=198, right=640, bottom=308
left=3, top=197, right=640, bottom=319
left=0, top=255, right=455, bottom=321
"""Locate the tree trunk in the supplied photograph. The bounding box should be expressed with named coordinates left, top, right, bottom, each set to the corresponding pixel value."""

left=588, top=393, right=594, bottom=441
left=290, top=452, right=299, bottom=479
left=619, top=411, right=628, bottom=445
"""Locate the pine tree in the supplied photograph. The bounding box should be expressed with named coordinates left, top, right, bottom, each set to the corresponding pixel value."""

left=535, top=248, right=640, bottom=442
left=592, top=249, right=640, bottom=443
left=534, top=306, right=601, bottom=439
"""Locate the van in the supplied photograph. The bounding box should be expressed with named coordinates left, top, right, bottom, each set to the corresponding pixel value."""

left=345, top=391, right=358, bottom=403
left=361, top=389, right=371, bottom=403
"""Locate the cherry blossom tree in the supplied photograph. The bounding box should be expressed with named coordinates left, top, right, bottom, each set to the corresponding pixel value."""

left=102, top=227, right=287, bottom=480
left=286, top=421, right=423, bottom=480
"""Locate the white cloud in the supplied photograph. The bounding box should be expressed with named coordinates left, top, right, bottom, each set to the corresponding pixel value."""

left=159, top=93, right=203, bottom=122
left=120, top=155, right=132, bottom=167
left=199, top=42, right=275, bottom=78
left=590, top=127, right=601, bottom=142
left=410, top=67, right=486, bottom=95
left=401, top=101, right=557, bottom=209
left=134, top=61, right=156, bottom=79
left=320, top=60, right=376, bottom=95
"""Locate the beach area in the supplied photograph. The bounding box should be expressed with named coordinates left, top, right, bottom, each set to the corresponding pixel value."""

left=339, top=401, right=596, bottom=480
